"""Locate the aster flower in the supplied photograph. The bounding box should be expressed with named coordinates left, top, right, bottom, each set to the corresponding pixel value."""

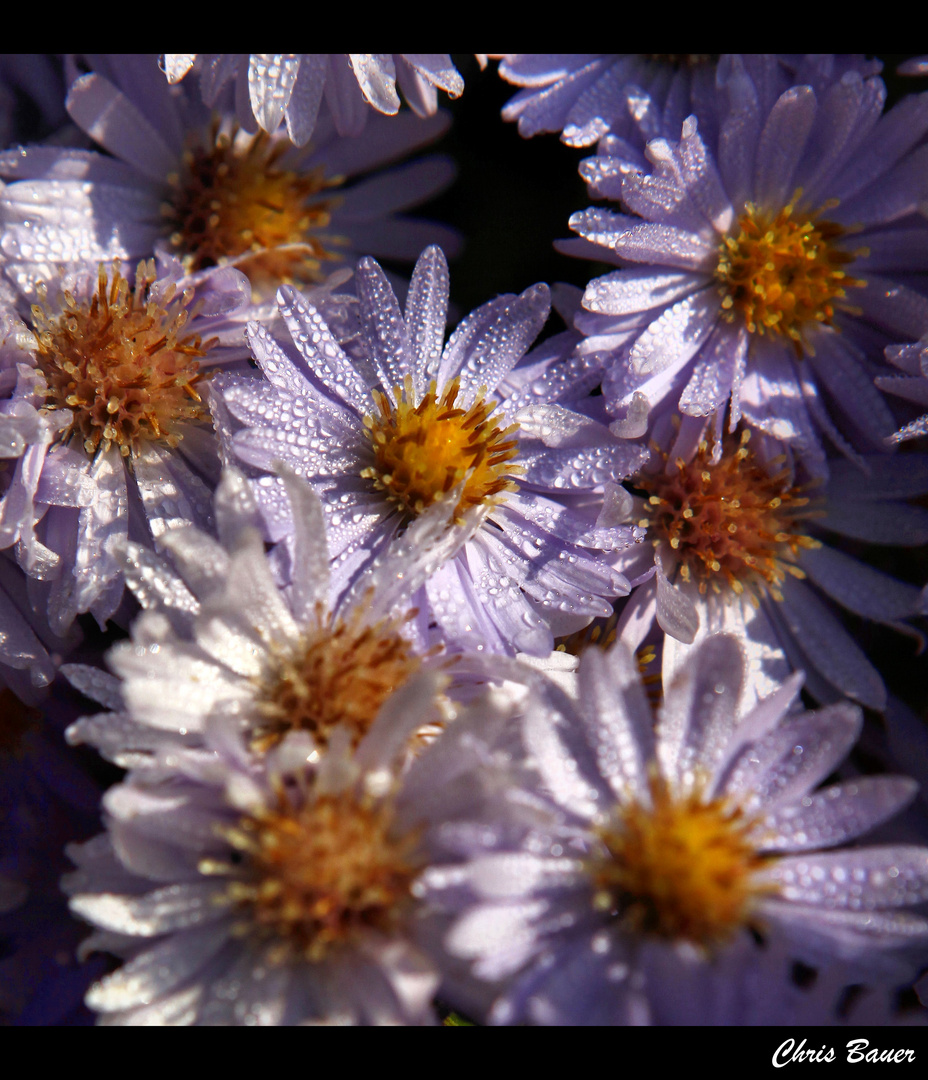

left=0, top=256, right=258, bottom=632
left=879, top=334, right=928, bottom=442
left=426, top=634, right=928, bottom=1025
left=63, top=673, right=496, bottom=1025
left=616, top=416, right=928, bottom=711
left=0, top=550, right=76, bottom=703
left=0, top=54, right=458, bottom=300
left=162, top=54, right=464, bottom=145
left=214, top=246, right=647, bottom=658
left=494, top=53, right=721, bottom=149
left=569, top=59, right=928, bottom=463
left=64, top=466, right=472, bottom=769
left=494, top=55, right=881, bottom=153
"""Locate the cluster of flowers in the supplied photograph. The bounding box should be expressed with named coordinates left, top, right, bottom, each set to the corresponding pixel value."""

left=1, top=52, right=928, bottom=1027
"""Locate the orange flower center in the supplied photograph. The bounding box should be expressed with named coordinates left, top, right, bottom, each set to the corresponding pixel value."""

left=31, top=261, right=212, bottom=458
left=163, top=123, right=344, bottom=293
left=209, top=790, right=420, bottom=963
left=716, top=193, right=865, bottom=356
left=362, top=375, right=522, bottom=523
left=590, top=774, right=769, bottom=946
left=636, top=431, right=819, bottom=600
left=252, top=607, right=425, bottom=754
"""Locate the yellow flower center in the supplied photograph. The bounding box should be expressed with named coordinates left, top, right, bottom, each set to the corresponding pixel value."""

left=590, top=775, right=769, bottom=946
left=163, top=123, right=344, bottom=293
left=252, top=606, right=426, bottom=754
left=210, top=790, right=421, bottom=963
left=362, top=375, right=522, bottom=523
left=716, top=193, right=865, bottom=356
left=637, top=430, right=819, bottom=600
left=31, top=262, right=213, bottom=458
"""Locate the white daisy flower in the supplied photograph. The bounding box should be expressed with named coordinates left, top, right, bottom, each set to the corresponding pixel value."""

left=64, top=703, right=455, bottom=1025
left=64, top=466, right=470, bottom=769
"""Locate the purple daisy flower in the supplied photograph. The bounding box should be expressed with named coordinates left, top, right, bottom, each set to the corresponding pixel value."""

left=0, top=256, right=258, bottom=632
left=214, top=246, right=648, bottom=657
left=162, top=54, right=464, bottom=145
left=879, top=334, right=928, bottom=443
left=615, top=415, right=928, bottom=711
left=426, top=634, right=928, bottom=1025
left=495, top=54, right=881, bottom=153
left=495, top=53, right=721, bottom=149
left=569, top=59, right=928, bottom=463
left=0, top=55, right=458, bottom=301
left=64, top=466, right=475, bottom=769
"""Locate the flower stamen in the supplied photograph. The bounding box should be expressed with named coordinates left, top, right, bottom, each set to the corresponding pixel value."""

left=163, top=121, right=344, bottom=292
left=716, top=192, right=866, bottom=357
left=209, top=789, right=421, bottom=964
left=362, top=375, right=522, bottom=523
left=589, top=773, right=770, bottom=947
left=31, top=261, right=213, bottom=458
left=252, top=603, right=426, bottom=754
left=636, top=430, right=820, bottom=601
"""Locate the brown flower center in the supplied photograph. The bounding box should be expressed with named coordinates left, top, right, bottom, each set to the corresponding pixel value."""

left=362, top=375, right=522, bottom=523
left=636, top=430, right=820, bottom=600
left=252, top=606, right=424, bottom=754
left=716, top=193, right=865, bottom=356
left=212, top=790, right=421, bottom=963
left=31, top=261, right=212, bottom=458
left=163, top=123, right=343, bottom=293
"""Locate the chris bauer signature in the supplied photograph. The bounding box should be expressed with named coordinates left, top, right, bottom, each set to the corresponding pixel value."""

left=773, top=1039, right=916, bottom=1066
